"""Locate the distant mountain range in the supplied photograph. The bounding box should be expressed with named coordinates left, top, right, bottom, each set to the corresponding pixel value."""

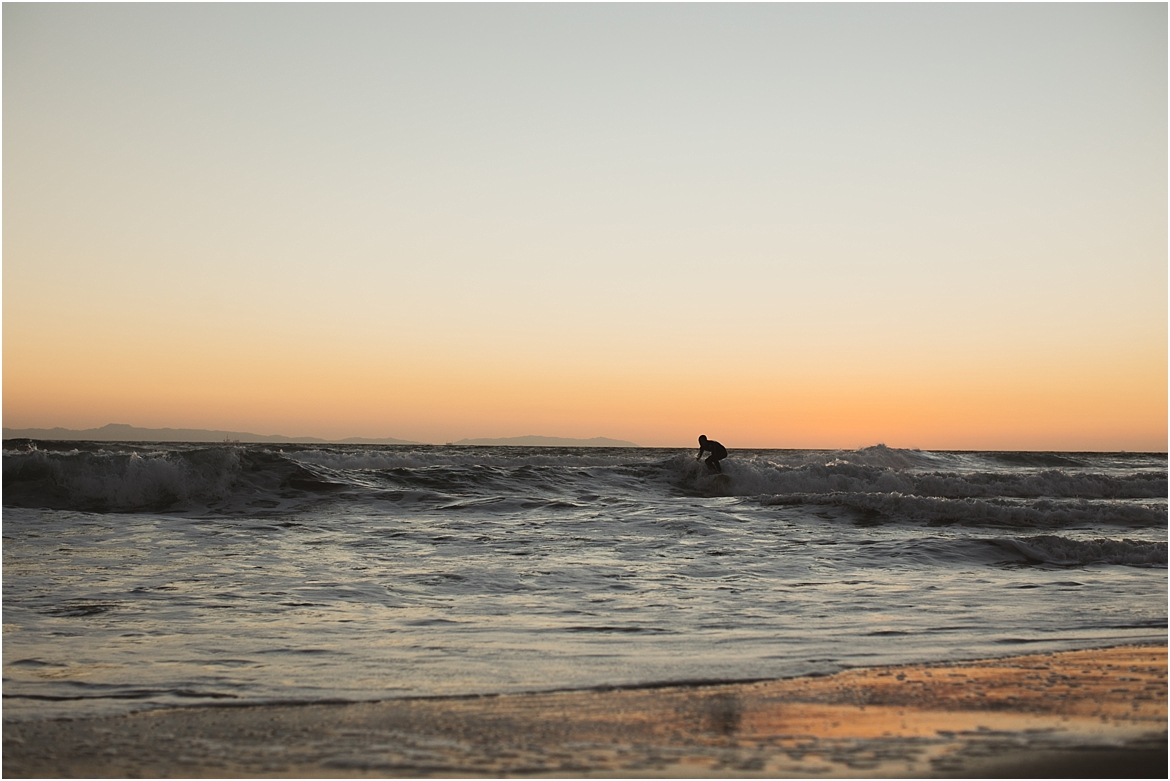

left=1, top=423, right=419, bottom=445
left=1, top=424, right=641, bottom=448
left=452, top=435, right=640, bottom=447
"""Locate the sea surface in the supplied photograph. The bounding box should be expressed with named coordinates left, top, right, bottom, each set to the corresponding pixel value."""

left=3, top=441, right=1166, bottom=722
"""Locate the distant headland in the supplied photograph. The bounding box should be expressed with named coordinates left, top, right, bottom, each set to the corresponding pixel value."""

left=1, top=424, right=641, bottom=448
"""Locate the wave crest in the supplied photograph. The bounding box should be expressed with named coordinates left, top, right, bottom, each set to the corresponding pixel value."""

left=702, top=450, right=1166, bottom=501
left=3, top=446, right=242, bottom=511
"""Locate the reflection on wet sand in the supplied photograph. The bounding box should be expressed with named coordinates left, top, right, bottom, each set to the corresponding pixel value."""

left=3, top=645, right=1166, bottom=777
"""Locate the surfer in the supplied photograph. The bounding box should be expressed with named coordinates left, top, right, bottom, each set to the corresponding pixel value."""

left=696, top=435, right=727, bottom=473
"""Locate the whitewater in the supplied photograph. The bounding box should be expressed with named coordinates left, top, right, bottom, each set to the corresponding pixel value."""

left=3, top=441, right=1166, bottom=722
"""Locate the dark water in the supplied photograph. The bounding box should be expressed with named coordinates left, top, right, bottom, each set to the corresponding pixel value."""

left=3, top=441, right=1165, bottom=721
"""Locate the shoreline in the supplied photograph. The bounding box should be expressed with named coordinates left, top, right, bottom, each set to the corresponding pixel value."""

left=4, top=644, right=1166, bottom=778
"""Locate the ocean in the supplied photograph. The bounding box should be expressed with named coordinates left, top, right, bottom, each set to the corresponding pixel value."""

left=3, top=441, right=1166, bottom=723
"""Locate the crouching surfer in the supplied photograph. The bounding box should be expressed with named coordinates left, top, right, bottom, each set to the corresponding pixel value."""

left=697, top=435, right=728, bottom=473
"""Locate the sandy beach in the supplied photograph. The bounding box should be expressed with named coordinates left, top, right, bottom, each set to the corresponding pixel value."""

left=4, top=644, right=1165, bottom=778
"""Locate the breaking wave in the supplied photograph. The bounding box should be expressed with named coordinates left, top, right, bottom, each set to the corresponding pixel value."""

left=3, top=442, right=1165, bottom=534
left=3, top=446, right=243, bottom=511
left=1, top=444, right=345, bottom=512
left=703, top=450, right=1166, bottom=500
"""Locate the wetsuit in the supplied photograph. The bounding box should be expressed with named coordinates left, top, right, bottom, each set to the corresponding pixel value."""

left=697, top=437, right=728, bottom=473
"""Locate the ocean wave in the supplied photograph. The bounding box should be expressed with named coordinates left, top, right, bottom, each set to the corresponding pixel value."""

left=286, top=447, right=638, bottom=471
left=688, top=453, right=1166, bottom=501
left=2, top=446, right=243, bottom=511
left=4, top=442, right=1165, bottom=522
left=759, top=491, right=1166, bottom=528
left=849, top=534, right=1167, bottom=568
left=994, top=535, right=1168, bottom=567
left=1, top=446, right=352, bottom=512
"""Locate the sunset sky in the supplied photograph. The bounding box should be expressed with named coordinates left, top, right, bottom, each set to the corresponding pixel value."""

left=4, top=3, right=1166, bottom=450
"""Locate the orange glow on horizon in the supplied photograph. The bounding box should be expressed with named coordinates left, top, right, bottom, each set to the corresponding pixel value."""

left=4, top=330, right=1165, bottom=451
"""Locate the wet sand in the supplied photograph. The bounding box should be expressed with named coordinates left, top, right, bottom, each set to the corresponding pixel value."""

left=4, top=644, right=1166, bottom=778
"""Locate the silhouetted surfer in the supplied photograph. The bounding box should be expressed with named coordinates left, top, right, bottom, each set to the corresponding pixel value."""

left=697, top=435, right=727, bottom=473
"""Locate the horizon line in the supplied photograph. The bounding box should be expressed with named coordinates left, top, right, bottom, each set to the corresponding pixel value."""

left=1, top=423, right=1165, bottom=454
